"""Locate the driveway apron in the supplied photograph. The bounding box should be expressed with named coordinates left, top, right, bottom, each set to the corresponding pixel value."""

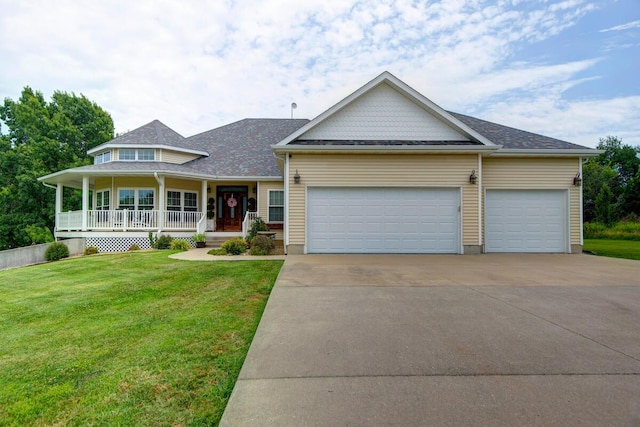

left=220, top=254, right=640, bottom=426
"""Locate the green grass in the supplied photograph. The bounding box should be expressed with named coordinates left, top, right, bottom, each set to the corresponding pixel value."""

left=0, top=251, right=283, bottom=426
left=584, top=239, right=640, bottom=261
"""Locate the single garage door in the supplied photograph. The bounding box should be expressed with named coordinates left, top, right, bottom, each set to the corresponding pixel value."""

left=485, top=190, right=566, bottom=253
left=307, top=187, right=459, bottom=253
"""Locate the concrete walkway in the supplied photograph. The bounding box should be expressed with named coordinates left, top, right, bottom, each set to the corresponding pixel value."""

left=221, top=254, right=640, bottom=426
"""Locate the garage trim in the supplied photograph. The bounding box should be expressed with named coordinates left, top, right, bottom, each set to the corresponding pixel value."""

left=484, top=188, right=570, bottom=253
left=304, top=185, right=463, bottom=254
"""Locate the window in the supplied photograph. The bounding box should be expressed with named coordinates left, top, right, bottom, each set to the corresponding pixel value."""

left=119, top=149, right=136, bottom=161
left=138, top=189, right=154, bottom=210
left=138, top=149, right=155, bottom=161
left=167, top=190, right=198, bottom=212
left=184, top=192, right=198, bottom=212
left=167, top=191, right=181, bottom=211
left=94, top=151, right=111, bottom=164
left=119, top=189, right=135, bottom=210
left=96, top=190, right=110, bottom=210
left=268, top=190, right=284, bottom=222
left=118, top=189, right=155, bottom=210
left=118, top=148, right=156, bottom=161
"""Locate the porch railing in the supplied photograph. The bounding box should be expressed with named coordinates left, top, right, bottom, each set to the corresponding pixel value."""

left=242, top=211, right=259, bottom=237
left=57, top=210, right=204, bottom=232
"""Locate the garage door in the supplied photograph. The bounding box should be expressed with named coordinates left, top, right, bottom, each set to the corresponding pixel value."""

left=485, top=190, right=566, bottom=253
left=307, top=187, right=459, bottom=253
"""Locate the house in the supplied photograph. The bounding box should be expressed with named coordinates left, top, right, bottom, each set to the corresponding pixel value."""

left=39, top=72, right=598, bottom=254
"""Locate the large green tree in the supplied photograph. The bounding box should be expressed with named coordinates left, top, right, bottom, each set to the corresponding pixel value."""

left=0, top=87, right=114, bottom=250
left=583, top=136, right=640, bottom=223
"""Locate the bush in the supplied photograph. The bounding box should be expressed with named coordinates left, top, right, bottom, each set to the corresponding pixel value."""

left=246, top=217, right=269, bottom=243
left=128, top=244, right=140, bottom=251
left=83, top=246, right=99, bottom=256
left=170, top=240, right=191, bottom=251
left=45, top=242, right=69, bottom=261
left=249, top=235, right=274, bottom=255
left=221, top=238, right=248, bottom=255
left=153, top=234, right=173, bottom=249
left=207, top=248, right=226, bottom=256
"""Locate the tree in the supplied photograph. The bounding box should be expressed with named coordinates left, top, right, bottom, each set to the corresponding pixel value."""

left=593, top=183, right=616, bottom=226
left=0, top=87, right=114, bottom=250
left=583, top=136, right=640, bottom=223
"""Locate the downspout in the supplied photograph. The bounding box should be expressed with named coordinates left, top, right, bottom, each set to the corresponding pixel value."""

left=42, top=182, right=59, bottom=239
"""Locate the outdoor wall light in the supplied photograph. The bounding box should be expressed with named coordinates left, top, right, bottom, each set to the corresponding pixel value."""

left=573, top=172, right=582, bottom=186
left=469, top=169, right=477, bottom=184
left=294, top=169, right=301, bottom=184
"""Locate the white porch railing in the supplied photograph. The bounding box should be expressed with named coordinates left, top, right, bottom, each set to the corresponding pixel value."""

left=163, top=211, right=204, bottom=230
left=57, top=210, right=204, bottom=232
left=242, top=211, right=259, bottom=237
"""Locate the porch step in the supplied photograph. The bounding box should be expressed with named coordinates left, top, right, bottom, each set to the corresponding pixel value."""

left=206, top=236, right=241, bottom=248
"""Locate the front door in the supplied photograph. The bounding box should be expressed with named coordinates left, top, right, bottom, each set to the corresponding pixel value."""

left=216, top=186, right=248, bottom=231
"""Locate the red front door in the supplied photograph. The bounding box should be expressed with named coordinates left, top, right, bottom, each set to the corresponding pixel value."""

left=216, top=189, right=248, bottom=231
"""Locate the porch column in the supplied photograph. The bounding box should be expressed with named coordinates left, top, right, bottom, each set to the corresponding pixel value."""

left=201, top=180, right=208, bottom=228
left=81, top=175, right=89, bottom=231
left=55, top=183, right=63, bottom=230
left=156, top=174, right=165, bottom=232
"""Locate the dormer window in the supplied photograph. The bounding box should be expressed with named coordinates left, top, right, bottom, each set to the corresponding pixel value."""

left=118, top=148, right=156, bottom=161
left=94, top=151, right=111, bottom=164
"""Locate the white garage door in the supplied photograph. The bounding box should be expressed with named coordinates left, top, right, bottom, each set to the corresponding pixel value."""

left=485, top=190, right=566, bottom=253
left=307, top=187, right=459, bottom=254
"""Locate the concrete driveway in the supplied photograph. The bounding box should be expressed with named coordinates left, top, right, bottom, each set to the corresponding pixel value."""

left=221, top=254, right=640, bottom=426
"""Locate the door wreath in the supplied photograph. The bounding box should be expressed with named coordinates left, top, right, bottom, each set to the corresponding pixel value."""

left=227, top=197, right=237, bottom=208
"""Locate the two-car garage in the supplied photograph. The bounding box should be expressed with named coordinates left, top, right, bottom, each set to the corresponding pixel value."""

left=305, top=187, right=568, bottom=254
left=307, top=187, right=459, bottom=254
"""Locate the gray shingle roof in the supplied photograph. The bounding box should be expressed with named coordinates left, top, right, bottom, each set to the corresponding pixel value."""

left=185, top=119, right=310, bottom=177
left=449, top=112, right=589, bottom=150
left=98, top=119, right=186, bottom=148
left=290, top=140, right=482, bottom=146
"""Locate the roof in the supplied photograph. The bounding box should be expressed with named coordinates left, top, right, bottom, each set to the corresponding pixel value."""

left=448, top=112, right=589, bottom=150
left=290, top=140, right=482, bottom=146
left=87, top=119, right=190, bottom=154
left=184, top=119, right=310, bottom=177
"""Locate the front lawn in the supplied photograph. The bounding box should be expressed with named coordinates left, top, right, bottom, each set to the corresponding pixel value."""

left=583, top=239, right=640, bottom=261
left=0, top=251, right=283, bottom=426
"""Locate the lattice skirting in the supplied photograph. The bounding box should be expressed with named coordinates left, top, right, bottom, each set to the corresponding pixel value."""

left=86, top=237, right=195, bottom=252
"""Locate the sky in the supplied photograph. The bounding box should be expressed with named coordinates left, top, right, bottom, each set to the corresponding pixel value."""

left=1, top=0, right=638, bottom=148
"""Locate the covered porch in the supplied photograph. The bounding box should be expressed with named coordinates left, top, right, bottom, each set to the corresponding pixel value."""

left=43, top=170, right=262, bottom=244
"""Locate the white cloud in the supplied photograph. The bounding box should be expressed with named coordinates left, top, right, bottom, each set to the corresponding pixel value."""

left=599, top=19, right=640, bottom=32
left=0, top=0, right=636, bottom=148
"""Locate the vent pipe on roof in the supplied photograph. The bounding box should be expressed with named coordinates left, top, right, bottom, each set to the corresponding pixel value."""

left=291, top=102, right=297, bottom=119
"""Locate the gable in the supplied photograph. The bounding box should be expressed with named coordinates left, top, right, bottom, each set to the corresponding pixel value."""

left=298, top=82, right=469, bottom=142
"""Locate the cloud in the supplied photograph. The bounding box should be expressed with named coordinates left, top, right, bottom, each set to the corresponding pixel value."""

left=0, top=0, right=636, bottom=148
left=599, top=19, right=640, bottom=32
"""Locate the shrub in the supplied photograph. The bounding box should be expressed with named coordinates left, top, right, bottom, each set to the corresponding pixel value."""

left=170, top=240, right=191, bottom=251
left=45, top=242, right=69, bottom=261
left=153, top=234, right=173, bottom=249
left=249, top=235, right=274, bottom=255
left=128, top=244, right=141, bottom=251
left=221, top=238, right=248, bottom=255
left=207, top=248, right=226, bottom=256
left=192, top=233, right=206, bottom=243
left=148, top=231, right=156, bottom=247
left=246, top=217, right=269, bottom=243
left=83, top=246, right=99, bottom=256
